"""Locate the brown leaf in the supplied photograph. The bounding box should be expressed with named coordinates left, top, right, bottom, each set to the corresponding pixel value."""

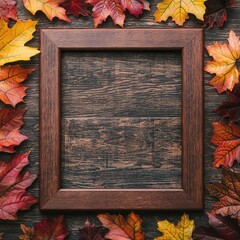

left=19, top=224, right=34, bottom=240
left=208, top=166, right=240, bottom=225
left=0, top=65, right=34, bottom=107
left=0, top=152, right=37, bottom=220
left=98, top=212, right=144, bottom=240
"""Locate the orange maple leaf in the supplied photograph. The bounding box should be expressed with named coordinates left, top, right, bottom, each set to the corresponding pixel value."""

left=205, top=30, right=240, bottom=93
left=98, top=212, right=144, bottom=240
left=0, top=65, right=34, bottom=107
left=0, top=108, right=27, bottom=153
left=208, top=166, right=240, bottom=225
left=211, top=122, right=240, bottom=167
left=23, top=0, right=70, bottom=22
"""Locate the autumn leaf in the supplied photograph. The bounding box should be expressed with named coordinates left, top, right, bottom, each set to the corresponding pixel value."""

left=0, top=108, right=27, bottom=153
left=23, top=0, right=71, bottom=22
left=208, top=167, right=240, bottom=225
left=211, top=122, right=240, bottom=167
left=79, top=219, right=108, bottom=240
left=98, top=212, right=145, bottom=240
left=0, top=65, right=34, bottom=107
left=155, top=213, right=194, bottom=240
left=204, top=0, right=235, bottom=28
left=62, top=0, right=89, bottom=17
left=0, top=19, right=39, bottom=66
left=87, top=0, right=150, bottom=27
left=0, top=0, right=18, bottom=22
left=214, top=84, right=240, bottom=122
left=0, top=152, right=37, bottom=220
left=34, top=215, right=69, bottom=240
left=205, top=30, right=240, bottom=93
left=154, top=0, right=206, bottom=26
left=19, top=224, right=34, bottom=240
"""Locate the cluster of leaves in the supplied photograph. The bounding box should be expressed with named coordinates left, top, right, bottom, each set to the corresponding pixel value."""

left=0, top=17, right=39, bottom=222
left=205, top=27, right=240, bottom=231
left=1, top=0, right=236, bottom=27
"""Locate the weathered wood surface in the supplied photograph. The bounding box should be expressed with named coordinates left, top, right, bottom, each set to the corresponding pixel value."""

left=61, top=51, right=182, bottom=190
left=0, top=0, right=240, bottom=239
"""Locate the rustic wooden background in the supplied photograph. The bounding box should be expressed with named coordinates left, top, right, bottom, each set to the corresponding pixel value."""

left=1, top=0, right=240, bottom=238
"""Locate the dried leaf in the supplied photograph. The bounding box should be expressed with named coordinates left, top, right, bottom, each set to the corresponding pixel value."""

left=208, top=167, right=240, bottom=225
left=154, top=0, right=206, bottom=26
left=19, top=224, right=34, bottom=240
left=0, top=19, right=39, bottom=66
left=0, top=152, right=37, bottom=220
left=34, top=215, right=69, bottom=239
left=205, top=30, right=240, bottom=93
left=79, top=218, right=108, bottom=240
left=23, top=0, right=71, bottom=22
left=62, top=0, right=89, bottom=17
left=155, top=213, right=194, bottom=240
left=87, top=0, right=149, bottom=27
left=204, top=0, right=235, bottom=28
left=0, top=0, right=18, bottom=22
left=214, top=84, right=240, bottom=122
left=0, top=65, right=34, bottom=107
left=98, top=212, right=145, bottom=240
left=211, top=122, right=240, bottom=167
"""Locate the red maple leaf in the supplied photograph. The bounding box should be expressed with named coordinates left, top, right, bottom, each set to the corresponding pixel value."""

left=0, top=0, right=18, bottom=22
left=87, top=0, right=150, bottom=27
left=34, top=215, right=69, bottom=239
left=0, top=108, right=27, bottom=153
left=214, top=84, right=240, bottom=122
left=0, top=152, right=37, bottom=220
left=204, top=0, right=235, bottom=28
left=62, top=0, right=89, bottom=17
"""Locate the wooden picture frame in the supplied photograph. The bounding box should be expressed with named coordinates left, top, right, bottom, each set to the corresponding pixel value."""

left=40, top=29, right=203, bottom=210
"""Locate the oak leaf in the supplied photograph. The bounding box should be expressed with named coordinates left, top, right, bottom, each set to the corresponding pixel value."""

left=211, top=122, right=240, bottom=167
left=33, top=215, right=69, bottom=240
left=154, top=0, right=206, bottom=26
left=0, top=108, right=27, bottom=153
left=204, top=0, right=235, bottom=28
left=0, top=65, right=34, bottom=107
left=87, top=0, right=150, bottom=27
left=208, top=167, right=240, bottom=225
left=214, top=84, right=240, bottom=122
left=205, top=30, right=240, bottom=93
left=0, top=0, right=18, bottom=22
left=155, top=213, right=194, bottom=240
left=19, top=224, right=34, bottom=240
left=79, top=219, right=108, bottom=240
left=62, top=0, right=89, bottom=17
left=23, top=0, right=71, bottom=22
left=98, top=212, right=145, bottom=240
left=0, top=19, right=39, bottom=66
left=0, top=152, right=37, bottom=220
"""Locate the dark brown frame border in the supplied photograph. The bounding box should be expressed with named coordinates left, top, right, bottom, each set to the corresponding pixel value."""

left=40, top=29, right=203, bottom=210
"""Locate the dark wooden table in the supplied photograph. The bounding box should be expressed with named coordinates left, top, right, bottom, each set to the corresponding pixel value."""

left=1, top=1, right=239, bottom=239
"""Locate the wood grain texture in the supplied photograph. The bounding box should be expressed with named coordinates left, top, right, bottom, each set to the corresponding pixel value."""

left=1, top=0, right=239, bottom=238
left=40, top=28, right=203, bottom=210
left=61, top=50, right=182, bottom=190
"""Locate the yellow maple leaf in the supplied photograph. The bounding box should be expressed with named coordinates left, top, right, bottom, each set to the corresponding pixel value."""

left=154, top=0, right=206, bottom=26
left=23, top=0, right=70, bottom=22
left=205, top=30, right=240, bottom=93
left=154, top=214, right=194, bottom=240
left=0, top=19, right=40, bottom=66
